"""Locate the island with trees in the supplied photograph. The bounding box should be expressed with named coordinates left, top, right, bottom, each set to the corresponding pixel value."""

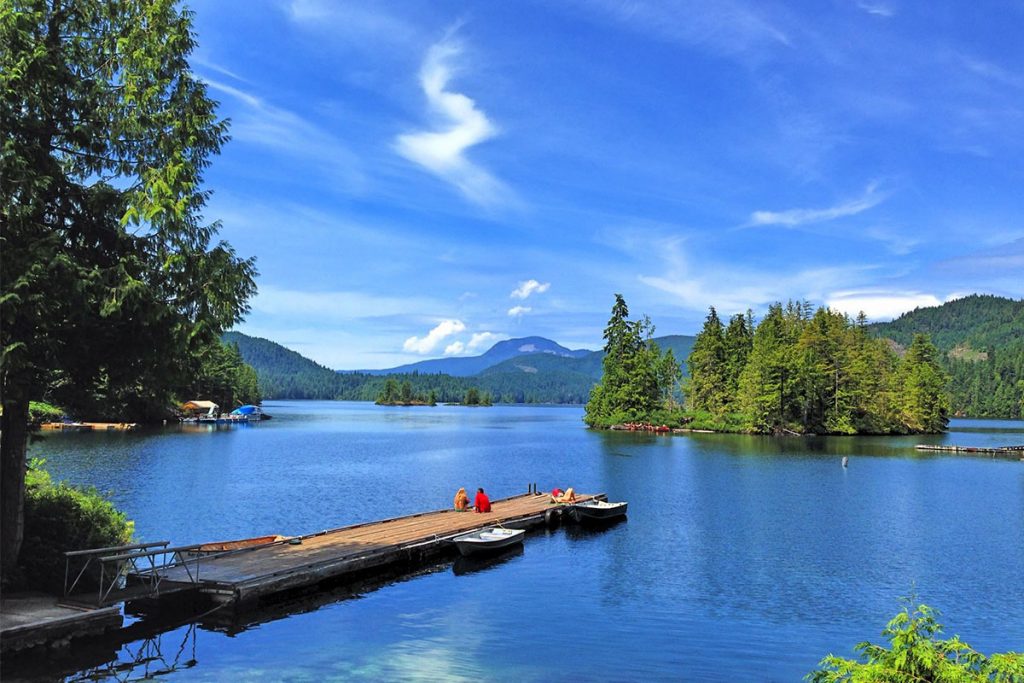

left=584, top=295, right=951, bottom=435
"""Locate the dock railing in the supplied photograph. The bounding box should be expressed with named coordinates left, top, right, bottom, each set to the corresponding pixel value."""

left=64, top=541, right=210, bottom=606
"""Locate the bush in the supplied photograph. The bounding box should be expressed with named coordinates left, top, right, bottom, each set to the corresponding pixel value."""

left=28, top=401, right=64, bottom=425
left=807, top=601, right=1024, bottom=682
left=13, top=460, right=134, bottom=594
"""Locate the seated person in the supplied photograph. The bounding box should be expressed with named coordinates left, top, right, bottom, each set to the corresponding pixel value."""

left=474, top=487, right=492, bottom=513
left=454, top=487, right=471, bottom=511
left=551, top=486, right=576, bottom=504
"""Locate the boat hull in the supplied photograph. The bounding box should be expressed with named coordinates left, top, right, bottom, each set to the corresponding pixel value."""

left=452, top=527, right=525, bottom=557
left=570, top=501, right=628, bottom=522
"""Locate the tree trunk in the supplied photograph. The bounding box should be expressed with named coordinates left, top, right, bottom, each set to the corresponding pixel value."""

left=1, top=390, right=30, bottom=581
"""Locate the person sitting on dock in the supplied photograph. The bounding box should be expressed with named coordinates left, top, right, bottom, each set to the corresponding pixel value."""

left=474, top=487, right=492, bottom=513
left=551, top=487, right=576, bottom=504
left=454, top=487, right=471, bottom=511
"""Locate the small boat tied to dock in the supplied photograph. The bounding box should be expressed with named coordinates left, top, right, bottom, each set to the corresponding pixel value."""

left=451, top=527, right=525, bottom=557
left=568, top=499, right=629, bottom=523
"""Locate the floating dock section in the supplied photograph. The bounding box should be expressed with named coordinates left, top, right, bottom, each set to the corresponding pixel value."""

left=915, top=444, right=1024, bottom=456
left=144, top=492, right=602, bottom=607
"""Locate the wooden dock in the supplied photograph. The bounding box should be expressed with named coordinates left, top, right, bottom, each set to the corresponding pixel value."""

left=40, top=421, right=138, bottom=431
left=916, top=444, right=1024, bottom=456
left=145, top=492, right=602, bottom=606
left=0, top=593, right=122, bottom=654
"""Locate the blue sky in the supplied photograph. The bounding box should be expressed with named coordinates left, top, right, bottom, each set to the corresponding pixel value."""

left=191, top=1, right=1024, bottom=369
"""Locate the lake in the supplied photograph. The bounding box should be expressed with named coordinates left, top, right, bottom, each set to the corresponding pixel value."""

left=13, top=402, right=1024, bottom=681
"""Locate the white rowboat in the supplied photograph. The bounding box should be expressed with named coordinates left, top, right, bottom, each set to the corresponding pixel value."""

left=451, top=527, right=525, bottom=557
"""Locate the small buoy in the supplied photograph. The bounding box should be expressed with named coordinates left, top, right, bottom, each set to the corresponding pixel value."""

left=842, top=456, right=849, bottom=468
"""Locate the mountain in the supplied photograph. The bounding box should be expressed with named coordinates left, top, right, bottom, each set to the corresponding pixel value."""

left=223, top=331, right=345, bottom=399
left=868, top=295, right=1024, bottom=418
left=868, top=294, right=1024, bottom=352
left=351, top=336, right=593, bottom=377
left=480, top=334, right=695, bottom=380
left=224, top=331, right=695, bottom=404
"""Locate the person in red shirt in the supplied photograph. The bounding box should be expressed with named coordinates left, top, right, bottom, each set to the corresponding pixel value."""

left=474, top=487, right=491, bottom=513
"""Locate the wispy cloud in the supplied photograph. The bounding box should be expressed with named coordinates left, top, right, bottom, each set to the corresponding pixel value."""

left=638, top=236, right=876, bottom=314
left=507, top=305, right=532, bottom=318
left=287, top=0, right=419, bottom=47
left=749, top=182, right=887, bottom=227
left=202, top=77, right=365, bottom=191
left=510, top=279, right=550, bottom=299
left=394, top=34, right=511, bottom=206
left=403, top=320, right=466, bottom=354
left=444, top=341, right=465, bottom=356
left=856, top=1, right=894, bottom=18
left=826, top=290, right=947, bottom=321
left=573, top=0, right=791, bottom=59
left=252, top=285, right=439, bottom=322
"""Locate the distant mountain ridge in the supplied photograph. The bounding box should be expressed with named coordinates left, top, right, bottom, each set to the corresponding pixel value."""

left=351, top=336, right=592, bottom=377
left=224, top=331, right=694, bottom=404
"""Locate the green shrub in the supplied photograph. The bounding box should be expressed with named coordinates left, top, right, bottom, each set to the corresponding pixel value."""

left=14, top=460, right=134, bottom=594
left=28, top=401, right=64, bottom=424
left=807, top=602, right=1024, bottom=682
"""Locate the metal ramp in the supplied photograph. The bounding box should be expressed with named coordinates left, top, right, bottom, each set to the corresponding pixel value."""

left=62, top=541, right=205, bottom=607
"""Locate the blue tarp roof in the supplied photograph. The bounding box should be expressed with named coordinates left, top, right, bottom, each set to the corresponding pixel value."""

left=231, top=405, right=259, bottom=415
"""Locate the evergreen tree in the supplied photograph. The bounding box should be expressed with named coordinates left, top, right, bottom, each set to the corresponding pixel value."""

left=897, top=334, right=950, bottom=432
left=585, top=294, right=680, bottom=426
left=686, top=307, right=727, bottom=413
left=737, top=304, right=800, bottom=432
left=721, top=312, right=753, bottom=410
left=1, top=0, right=256, bottom=575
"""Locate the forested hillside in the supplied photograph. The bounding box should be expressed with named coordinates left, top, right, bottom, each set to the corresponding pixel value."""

left=225, top=331, right=693, bottom=404
left=869, top=295, right=1024, bottom=418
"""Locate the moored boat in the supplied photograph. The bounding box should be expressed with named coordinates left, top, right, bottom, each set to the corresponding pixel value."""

left=569, top=499, right=628, bottom=522
left=451, top=527, right=525, bottom=557
left=186, top=535, right=286, bottom=557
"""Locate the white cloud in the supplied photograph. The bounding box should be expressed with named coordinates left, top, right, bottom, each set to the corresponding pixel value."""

left=394, top=36, right=510, bottom=206
left=507, top=306, right=532, bottom=318
left=856, top=2, right=894, bottom=17
left=444, top=341, right=465, bottom=355
left=749, top=182, right=887, bottom=227
left=826, top=291, right=946, bottom=321
left=403, top=320, right=466, bottom=354
left=510, top=279, right=551, bottom=299
left=467, top=331, right=508, bottom=350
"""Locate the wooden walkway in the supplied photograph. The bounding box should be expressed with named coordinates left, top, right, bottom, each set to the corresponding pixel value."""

left=0, top=593, right=121, bottom=654
left=149, top=492, right=600, bottom=605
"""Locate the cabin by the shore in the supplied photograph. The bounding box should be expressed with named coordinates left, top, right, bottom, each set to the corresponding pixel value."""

left=181, top=400, right=219, bottom=418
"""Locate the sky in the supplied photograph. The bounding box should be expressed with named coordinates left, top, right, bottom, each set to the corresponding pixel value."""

left=190, top=0, right=1024, bottom=369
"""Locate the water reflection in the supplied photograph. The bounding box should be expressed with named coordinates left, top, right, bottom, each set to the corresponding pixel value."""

left=452, top=545, right=524, bottom=576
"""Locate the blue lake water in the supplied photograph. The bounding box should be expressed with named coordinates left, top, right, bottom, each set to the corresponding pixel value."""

left=16, top=402, right=1024, bottom=681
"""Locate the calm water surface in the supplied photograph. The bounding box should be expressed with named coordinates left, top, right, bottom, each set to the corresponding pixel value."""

left=13, top=402, right=1024, bottom=681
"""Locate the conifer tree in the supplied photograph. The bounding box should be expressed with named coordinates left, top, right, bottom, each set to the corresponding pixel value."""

left=897, top=334, right=950, bottom=432
left=686, top=307, right=727, bottom=413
